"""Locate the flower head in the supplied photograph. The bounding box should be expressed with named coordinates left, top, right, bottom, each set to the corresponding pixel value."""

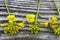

left=7, top=15, right=16, bottom=23
left=54, top=27, right=60, bottom=36
left=50, top=25, right=57, bottom=30
left=4, top=26, right=19, bottom=34
left=0, top=23, right=8, bottom=27
left=29, top=26, right=41, bottom=34
left=26, top=14, right=35, bottom=23
left=49, top=16, right=57, bottom=24
left=18, top=22, right=25, bottom=28
left=4, top=27, right=9, bottom=34
left=7, top=15, right=15, bottom=20
left=40, top=22, right=48, bottom=27
left=27, top=19, right=35, bottom=23
left=26, top=14, right=35, bottom=19
left=8, top=20, right=16, bottom=23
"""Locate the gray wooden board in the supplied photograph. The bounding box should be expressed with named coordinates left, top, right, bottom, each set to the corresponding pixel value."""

left=0, top=0, right=60, bottom=40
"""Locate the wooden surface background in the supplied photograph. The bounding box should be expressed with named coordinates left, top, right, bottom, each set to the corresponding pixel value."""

left=0, top=0, right=60, bottom=40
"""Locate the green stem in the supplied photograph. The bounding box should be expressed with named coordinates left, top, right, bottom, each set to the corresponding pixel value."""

left=35, top=0, right=41, bottom=24
left=53, top=0, right=60, bottom=16
left=4, top=0, right=10, bottom=15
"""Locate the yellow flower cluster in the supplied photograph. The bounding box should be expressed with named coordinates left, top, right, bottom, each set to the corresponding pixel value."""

left=26, top=14, right=35, bottom=23
left=54, top=27, right=60, bottom=36
left=49, top=16, right=60, bottom=36
left=7, top=15, right=16, bottom=23
left=3, top=21, right=25, bottom=34
left=0, top=14, right=25, bottom=34
left=49, top=16, right=57, bottom=24
left=49, top=16, right=57, bottom=30
left=40, top=22, right=48, bottom=27
left=29, top=26, right=41, bottom=34
left=1, top=13, right=60, bottom=35
left=4, top=0, right=42, bottom=35
left=4, top=26, right=19, bottom=34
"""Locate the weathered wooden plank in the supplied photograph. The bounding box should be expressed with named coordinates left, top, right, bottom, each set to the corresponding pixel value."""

left=0, top=6, right=56, bottom=11
left=0, top=7, right=57, bottom=14
left=0, top=0, right=59, bottom=2
left=0, top=17, right=60, bottom=23
left=0, top=0, right=60, bottom=40
left=0, top=32, right=56, bottom=40
left=0, top=0, right=56, bottom=8
left=0, top=11, right=57, bottom=16
left=0, top=17, right=49, bottom=22
left=0, top=12, right=59, bottom=19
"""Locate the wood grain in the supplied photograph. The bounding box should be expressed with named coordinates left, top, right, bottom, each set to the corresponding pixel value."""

left=0, top=0, right=60, bottom=40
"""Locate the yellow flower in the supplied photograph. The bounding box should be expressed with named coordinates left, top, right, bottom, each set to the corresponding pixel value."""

left=4, top=25, right=19, bottom=34
left=26, top=14, right=35, bottom=23
left=18, top=22, right=25, bottom=28
left=49, top=16, right=57, bottom=24
left=29, top=26, right=41, bottom=34
left=9, top=20, right=16, bottom=23
left=0, top=23, right=8, bottom=27
left=4, top=27, right=9, bottom=34
left=40, top=22, right=48, bottom=27
left=54, top=27, right=60, bottom=36
left=7, top=15, right=16, bottom=23
left=27, top=19, right=35, bottom=23
left=7, top=15, right=15, bottom=20
left=26, top=14, right=35, bottom=19
left=50, top=25, right=57, bottom=30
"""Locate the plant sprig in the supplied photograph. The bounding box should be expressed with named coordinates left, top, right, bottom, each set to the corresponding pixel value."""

left=4, top=0, right=10, bottom=15
left=53, top=0, right=60, bottom=16
left=35, top=0, right=42, bottom=24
